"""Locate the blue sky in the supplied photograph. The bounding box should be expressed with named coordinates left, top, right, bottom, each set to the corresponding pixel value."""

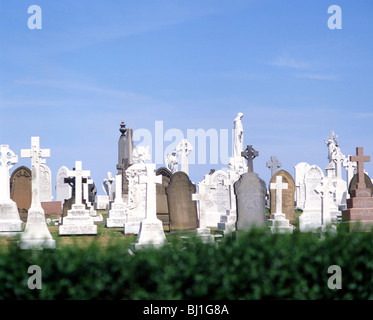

left=1, top=0, right=373, bottom=196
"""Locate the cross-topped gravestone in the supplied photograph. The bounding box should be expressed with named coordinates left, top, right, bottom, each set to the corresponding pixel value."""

left=266, top=156, right=281, bottom=178
left=133, top=163, right=167, bottom=250
left=18, top=137, right=55, bottom=249
left=0, top=145, right=18, bottom=201
left=351, top=147, right=371, bottom=190
left=241, top=145, right=259, bottom=173
left=21, top=137, right=50, bottom=209
left=315, top=177, right=334, bottom=226
left=343, top=156, right=357, bottom=188
left=177, top=139, right=193, bottom=176
left=59, top=161, right=97, bottom=235
left=332, top=147, right=345, bottom=180
left=67, top=161, right=90, bottom=206
left=270, top=176, right=288, bottom=215
left=268, top=175, right=293, bottom=234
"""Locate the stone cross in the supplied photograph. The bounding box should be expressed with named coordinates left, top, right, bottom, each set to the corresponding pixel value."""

left=177, top=139, right=193, bottom=176
left=0, top=145, right=18, bottom=201
left=67, top=161, right=90, bottom=206
left=241, top=145, right=259, bottom=173
left=21, top=137, right=50, bottom=208
left=270, top=176, right=288, bottom=214
left=315, top=177, right=334, bottom=226
left=266, top=156, right=281, bottom=178
left=332, top=147, right=345, bottom=180
left=343, top=156, right=357, bottom=187
left=138, top=163, right=162, bottom=220
left=351, top=147, right=371, bottom=189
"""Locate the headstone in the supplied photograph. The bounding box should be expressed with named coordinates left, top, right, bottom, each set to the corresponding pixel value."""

left=95, top=195, right=109, bottom=210
left=343, top=157, right=357, bottom=190
left=331, top=143, right=348, bottom=209
left=217, top=175, right=237, bottom=234
left=348, top=173, right=373, bottom=196
left=156, top=167, right=172, bottom=231
left=116, top=121, right=134, bottom=200
left=176, top=139, right=193, bottom=176
left=266, top=156, right=282, bottom=178
left=269, top=170, right=295, bottom=223
left=342, top=148, right=373, bottom=231
left=55, top=166, right=71, bottom=208
left=84, top=178, right=102, bottom=222
left=314, top=177, right=334, bottom=228
left=106, top=174, right=128, bottom=227
left=299, top=165, right=330, bottom=232
left=294, top=162, right=311, bottom=209
left=59, top=161, right=97, bottom=235
left=235, top=172, right=267, bottom=230
left=192, top=183, right=214, bottom=242
left=268, top=176, right=293, bottom=234
left=123, top=163, right=147, bottom=234
left=10, top=166, right=32, bottom=218
left=0, top=145, right=24, bottom=236
left=18, top=137, right=56, bottom=249
left=39, top=164, right=53, bottom=202
left=199, top=170, right=231, bottom=227
left=235, top=145, right=266, bottom=230
left=166, top=171, right=199, bottom=231
left=133, top=163, right=167, bottom=250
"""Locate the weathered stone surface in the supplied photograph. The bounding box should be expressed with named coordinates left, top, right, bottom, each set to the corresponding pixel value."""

left=10, top=166, right=32, bottom=216
left=270, top=170, right=295, bottom=223
left=235, top=172, right=267, bottom=230
left=166, top=171, right=198, bottom=231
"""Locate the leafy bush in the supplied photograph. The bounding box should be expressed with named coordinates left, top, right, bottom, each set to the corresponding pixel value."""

left=1, top=229, right=373, bottom=299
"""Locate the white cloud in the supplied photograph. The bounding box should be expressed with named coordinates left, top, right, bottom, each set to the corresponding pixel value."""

left=294, top=73, right=338, bottom=80
left=270, top=54, right=309, bottom=69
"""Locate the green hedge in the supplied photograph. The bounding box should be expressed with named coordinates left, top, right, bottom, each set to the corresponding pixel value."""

left=1, top=229, right=373, bottom=299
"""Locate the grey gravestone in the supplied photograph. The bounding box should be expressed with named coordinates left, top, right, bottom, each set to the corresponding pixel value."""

left=235, top=172, right=267, bottom=230
left=166, top=171, right=198, bottom=231
left=117, top=121, right=134, bottom=197
left=266, top=156, right=282, bottom=178
left=156, top=167, right=172, bottom=231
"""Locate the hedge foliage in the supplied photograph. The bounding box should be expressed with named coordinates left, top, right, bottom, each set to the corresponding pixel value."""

left=1, top=229, right=373, bottom=299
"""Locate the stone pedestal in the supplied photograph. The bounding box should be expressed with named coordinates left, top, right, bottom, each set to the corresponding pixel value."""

left=133, top=218, right=167, bottom=250
left=196, top=227, right=215, bottom=243
left=106, top=202, right=127, bottom=227
left=0, top=200, right=24, bottom=236
left=18, top=206, right=56, bottom=249
left=342, top=188, right=373, bottom=231
left=59, top=204, right=97, bottom=235
left=267, top=213, right=293, bottom=234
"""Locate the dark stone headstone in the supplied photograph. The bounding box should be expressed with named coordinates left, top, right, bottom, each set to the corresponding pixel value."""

left=166, top=171, right=198, bottom=231
left=348, top=173, right=373, bottom=196
left=235, top=172, right=267, bottom=230
left=10, top=166, right=32, bottom=221
left=117, top=121, right=134, bottom=196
